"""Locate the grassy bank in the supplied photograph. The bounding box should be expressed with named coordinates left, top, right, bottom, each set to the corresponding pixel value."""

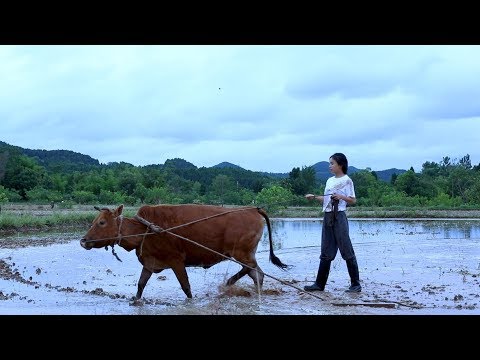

left=276, top=206, right=480, bottom=219
left=0, top=204, right=137, bottom=234
left=1, top=204, right=480, bottom=234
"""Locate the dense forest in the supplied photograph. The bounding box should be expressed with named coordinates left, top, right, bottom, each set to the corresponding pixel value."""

left=1, top=140, right=479, bottom=212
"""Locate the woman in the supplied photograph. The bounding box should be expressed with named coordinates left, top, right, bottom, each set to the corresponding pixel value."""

left=304, top=152, right=361, bottom=293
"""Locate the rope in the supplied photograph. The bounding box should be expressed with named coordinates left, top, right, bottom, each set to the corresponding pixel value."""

left=87, top=206, right=326, bottom=300
left=138, top=206, right=256, bottom=235
left=83, top=206, right=256, bottom=245
left=134, top=214, right=326, bottom=301
left=87, top=206, right=438, bottom=306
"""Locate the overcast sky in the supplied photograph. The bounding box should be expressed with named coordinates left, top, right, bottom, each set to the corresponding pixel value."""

left=1, top=45, right=478, bottom=173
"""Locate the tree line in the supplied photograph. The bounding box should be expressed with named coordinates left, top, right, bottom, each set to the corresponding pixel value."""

left=1, top=142, right=479, bottom=213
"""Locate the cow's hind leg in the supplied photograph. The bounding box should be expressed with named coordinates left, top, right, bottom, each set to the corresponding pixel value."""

left=171, top=263, right=192, bottom=298
left=248, top=265, right=265, bottom=288
left=226, top=266, right=250, bottom=285
left=226, top=261, right=264, bottom=288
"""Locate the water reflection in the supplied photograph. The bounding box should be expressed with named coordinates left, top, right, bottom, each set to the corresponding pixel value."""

left=3, top=219, right=479, bottom=251
left=261, top=218, right=480, bottom=252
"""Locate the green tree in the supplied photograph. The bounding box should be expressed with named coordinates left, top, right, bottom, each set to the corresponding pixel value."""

left=26, top=187, right=63, bottom=203
left=133, top=183, right=148, bottom=203
left=144, top=186, right=173, bottom=204
left=118, top=171, right=140, bottom=196
left=0, top=151, right=9, bottom=183
left=390, top=173, right=398, bottom=185
left=98, top=189, right=124, bottom=205
left=448, top=166, right=474, bottom=202
left=47, top=173, right=68, bottom=194
left=0, top=185, right=8, bottom=203
left=255, top=185, right=293, bottom=213
left=287, top=166, right=316, bottom=195
left=72, top=190, right=97, bottom=204
left=394, top=170, right=419, bottom=197
left=2, top=154, right=46, bottom=200
left=237, top=188, right=256, bottom=205
left=210, top=174, right=236, bottom=204
left=350, top=170, right=378, bottom=200
left=421, top=161, right=442, bottom=177
left=459, top=154, right=472, bottom=169
left=463, top=173, right=480, bottom=205
left=141, top=165, right=166, bottom=188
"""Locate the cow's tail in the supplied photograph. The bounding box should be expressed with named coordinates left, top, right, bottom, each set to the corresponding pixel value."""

left=257, top=207, right=290, bottom=270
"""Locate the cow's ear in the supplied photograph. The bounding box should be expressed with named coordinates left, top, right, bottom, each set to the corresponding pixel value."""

left=116, top=204, right=124, bottom=216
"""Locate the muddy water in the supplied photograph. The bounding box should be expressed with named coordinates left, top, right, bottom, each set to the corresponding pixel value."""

left=0, top=218, right=479, bottom=315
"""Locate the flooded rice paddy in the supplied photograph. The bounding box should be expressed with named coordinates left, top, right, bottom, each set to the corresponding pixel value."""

left=0, top=218, right=479, bottom=315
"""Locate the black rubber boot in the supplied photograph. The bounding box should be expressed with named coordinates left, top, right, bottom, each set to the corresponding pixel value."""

left=345, top=257, right=361, bottom=292
left=304, top=260, right=331, bottom=291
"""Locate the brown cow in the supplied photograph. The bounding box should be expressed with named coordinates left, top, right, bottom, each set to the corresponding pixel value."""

left=80, top=204, right=289, bottom=301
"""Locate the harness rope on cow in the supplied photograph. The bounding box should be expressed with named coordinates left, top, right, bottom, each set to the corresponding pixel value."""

left=86, top=206, right=328, bottom=301
left=131, top=213, right=329, bottom=300
left=86, top=206, right=424, bottom=307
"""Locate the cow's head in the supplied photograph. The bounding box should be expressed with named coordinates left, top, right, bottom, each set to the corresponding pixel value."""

left=80, top=204, right=124, bottom=250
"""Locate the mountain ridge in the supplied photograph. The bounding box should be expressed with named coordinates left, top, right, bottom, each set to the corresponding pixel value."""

left=0, top=140, right=406, bottom=182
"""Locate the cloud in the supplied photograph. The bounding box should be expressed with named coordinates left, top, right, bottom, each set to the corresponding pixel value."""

left=1, top=45, right=479, bottom=173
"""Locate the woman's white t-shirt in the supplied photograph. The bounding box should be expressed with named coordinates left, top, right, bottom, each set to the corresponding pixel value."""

left=323, top=174, right=356, bottom=212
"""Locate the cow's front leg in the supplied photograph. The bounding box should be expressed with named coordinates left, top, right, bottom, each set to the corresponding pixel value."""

left=134, top=266, right=153, bottom=301
left=171, top=263, right=192, bottom=298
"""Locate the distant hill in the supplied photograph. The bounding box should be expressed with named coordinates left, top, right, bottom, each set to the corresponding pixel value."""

left=163, top=158, right=197, bottom=170
left=213, top=162, right=405, bottom=182
left=0, top=140, right=406, bottom=182
left=212, top=162, right=244, bottom=170
left=309, top=161, right=406, bottom=182
left=374, top=168, right=407, bottom=183
left=0, top=141, right=100, bottom=173
left=260, top=171, right=288, bottom=179
left=22, top=148, right=100, bottom=169
left=310, top=161, right=354, bottom=181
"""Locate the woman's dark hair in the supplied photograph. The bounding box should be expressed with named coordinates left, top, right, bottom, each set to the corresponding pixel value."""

left=330, top=153, right=348, bottom=174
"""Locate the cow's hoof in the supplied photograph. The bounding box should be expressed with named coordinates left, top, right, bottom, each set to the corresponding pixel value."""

left=129, top=297, right=144, bottom=306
